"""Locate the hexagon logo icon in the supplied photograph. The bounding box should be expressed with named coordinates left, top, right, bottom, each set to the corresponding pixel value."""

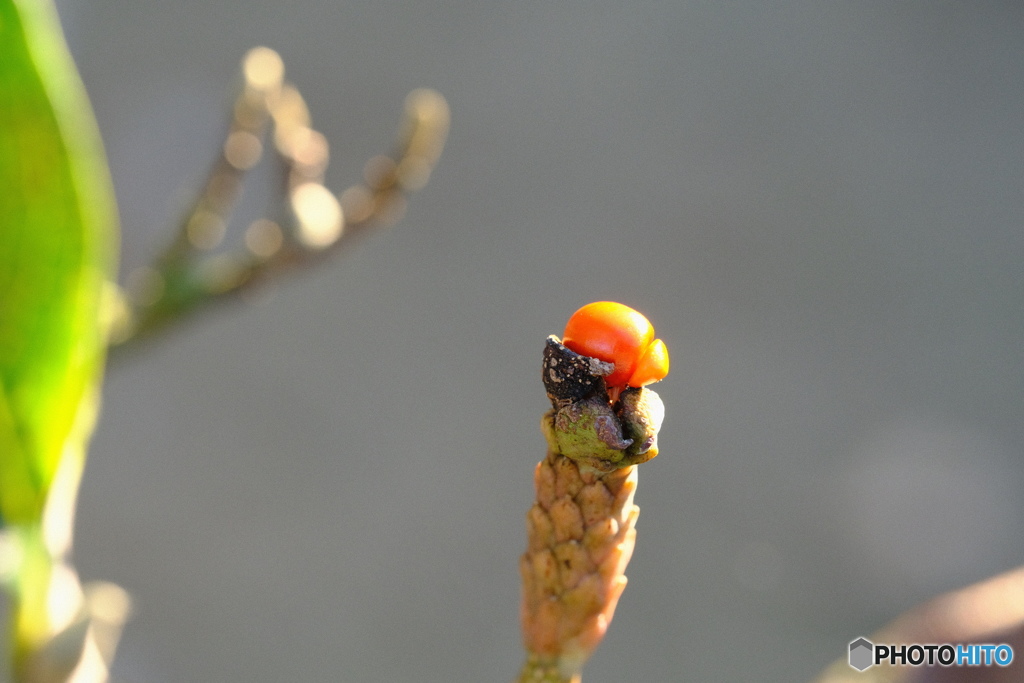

left=849, top=637, right=874, bottom=671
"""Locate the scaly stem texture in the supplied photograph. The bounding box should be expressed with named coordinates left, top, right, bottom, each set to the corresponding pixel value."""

left=518, top=450, right=639, bottom=682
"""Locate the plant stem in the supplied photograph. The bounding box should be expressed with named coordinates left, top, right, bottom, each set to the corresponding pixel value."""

left=109, top=48, right=448, bottom=352
left=516, top=653, right=581, bottom=683
left=518, top=334, right=666, bottom=681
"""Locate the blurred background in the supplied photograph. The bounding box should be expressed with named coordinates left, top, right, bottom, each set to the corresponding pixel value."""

left=49, top=1, right=1024, bottom=680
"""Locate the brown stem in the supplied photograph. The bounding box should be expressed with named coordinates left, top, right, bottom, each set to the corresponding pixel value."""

left=109, top=47, right=448, bottom=353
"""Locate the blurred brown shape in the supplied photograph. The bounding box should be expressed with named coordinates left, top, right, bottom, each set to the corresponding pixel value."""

left=113, top=47, right=448, bottom=348
left=814, top=565, right=1024, bottom=683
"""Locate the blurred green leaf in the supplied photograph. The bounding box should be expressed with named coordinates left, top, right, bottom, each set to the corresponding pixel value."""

left=0, top=0, right=118, bottom=525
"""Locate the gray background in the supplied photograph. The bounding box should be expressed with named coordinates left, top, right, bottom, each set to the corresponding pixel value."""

left=52, top=1, right=1024, bottom=681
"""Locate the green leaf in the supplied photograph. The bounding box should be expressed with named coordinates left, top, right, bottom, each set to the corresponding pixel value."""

left=0, top=0, right=118, bottom=525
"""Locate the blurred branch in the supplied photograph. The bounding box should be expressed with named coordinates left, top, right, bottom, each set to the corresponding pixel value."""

left=109, top=47, right=449, bottom=351
left=814, top=565, right=1024, bottom=683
